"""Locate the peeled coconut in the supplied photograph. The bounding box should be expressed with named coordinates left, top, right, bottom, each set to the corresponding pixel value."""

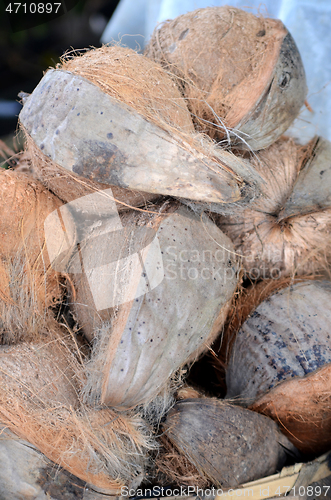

left=145, top=6, right=307, bottom=150
left=0, top=169, right=76, bottom=343
left=19, top=45, right=261, bottom=211
left=61, top=201, right=240, bottom=410
left=217, top=136, right=331, bottom=279
left=162, top=398, right=297, bottom=488
left=226, top=280, right=331, bottom=454
left=0, top=331, right=155, bottom=495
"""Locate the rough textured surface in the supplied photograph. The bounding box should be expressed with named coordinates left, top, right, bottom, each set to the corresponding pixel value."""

left=20, top=68, right=261, bottom=209
left=74, top=203, right=240, bottom=409
left=0, top=429, right=87, bottom=500
left=145, top=7, right=307, bottom=150
left=251, top=363, right=331, bottom=455
left=25, top=136, right=162, bottom=214
left=0, top=335, right=155, bottom=495
left=0, top=170, right=74, bottom=343
left=226, top=280, right=331, bottom=404
left=217, top=137, right=331, bottom=279
left=163, top=398, right=296, bottom=487
left=226, top=280, right=331, bottom=454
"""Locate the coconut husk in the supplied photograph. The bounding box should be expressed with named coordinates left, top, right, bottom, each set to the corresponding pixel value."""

left=0, top=170, right=76, bottom=343
left=162, top=398, right=297, bottom=488
left=225, top=280, right=331, bottom=454
left=0, top=332, right=155, bottom=494
left=60, top=45, right=194, bottom=136
left=216, top=137, right=331, bottom=279
left=154, top=433, right=210, bottom=488
left=19, top=46, right=262, bottom=211
left=251, top=363, right=331, bottom=455
left=66, top=201, right=240, bottom=410
left=145, top=6, right=307, bottom=150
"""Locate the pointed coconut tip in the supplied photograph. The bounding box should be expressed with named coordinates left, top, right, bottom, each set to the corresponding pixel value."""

left=217, top=137, right=331, bottom=279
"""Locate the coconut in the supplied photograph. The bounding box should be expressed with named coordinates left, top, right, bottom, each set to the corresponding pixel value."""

left=162, top=398, right=297, bottom=488
left=64, top=201, right=240, bottom=410
left=0, top=332, right=155, bottom=494
left=216, top=136, right=331, bottom=279
left=19, top=46, right=261, bottom=211
left=226, top=280, right=331, bottom=454
left=0, top=169, right=76, bottom=343
left=145, top=6, right=307, bottom=150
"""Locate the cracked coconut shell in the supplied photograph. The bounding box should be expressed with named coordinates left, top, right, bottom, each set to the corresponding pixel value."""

left=145, top=6, right=307, bottom=150
left=226, top=280, right=331, bottom=455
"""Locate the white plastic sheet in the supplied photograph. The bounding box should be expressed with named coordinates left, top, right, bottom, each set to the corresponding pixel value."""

left=101, top=0, right=331, bottom=142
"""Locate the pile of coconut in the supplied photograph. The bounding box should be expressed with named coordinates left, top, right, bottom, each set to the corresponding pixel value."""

left=1, top=6, right=331, bottom=499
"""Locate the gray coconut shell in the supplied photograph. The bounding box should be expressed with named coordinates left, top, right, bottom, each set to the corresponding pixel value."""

left=163, top=398, right=297, bottom=488
left=226, top=280, right=331, bottom=405
left=19, top=69, right=260, bottom=207
left=77, top=203, right=240, bottom=409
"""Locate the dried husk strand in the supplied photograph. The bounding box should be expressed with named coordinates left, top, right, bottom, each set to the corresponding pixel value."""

left=226, top=280, right=331, bottom=454
left=66, top=201, right=240, bottom=410
left=19, top=46, right=262, bottom=211
left=0, top=169, right=76, bottom=343
left=162, top=398, right=298, bottom=488
left=0, top=331, right=156, bottom=494
left=216, top=136, right=331, bottom=279
left=145, top=6, right=307, bottom=150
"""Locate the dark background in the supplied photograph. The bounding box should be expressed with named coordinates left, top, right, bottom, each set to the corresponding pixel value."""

left=0, top=0, right=119, bottom=139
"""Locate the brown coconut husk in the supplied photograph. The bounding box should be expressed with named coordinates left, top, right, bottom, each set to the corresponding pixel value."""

left=162, top=398, right=297, bottom=488
left=251, top=363, right=331, bottom=455
left=0, top=330, right=155, bottom=494
left=145, top=7, right=307, bottom=150
left=224, top=280, right=331, bottom=455
left=60, top=45, right=194, bottom=136
left=68, top=201, right=240, bottom=410
left=216, top=137, right=331, bottom=279
left=0, top=170, right=74, bottom=343
left=154, top=434, right=210, bottom=488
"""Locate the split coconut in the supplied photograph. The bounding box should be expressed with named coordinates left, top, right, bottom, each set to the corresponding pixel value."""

left=226, top=280, right=331, bottom=454
left=162, top=398, right=297, bottom=487
left=0, top=169, right=76, bottom=343
left=59, top=200, right=240, bottom=410
left=19, top=45, right=261, bottom=212
left=0, top=330, right=155, bottom=495
left=216, top=136, right=331, bottom=279
left=145, top=6, right=307, bottom=150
